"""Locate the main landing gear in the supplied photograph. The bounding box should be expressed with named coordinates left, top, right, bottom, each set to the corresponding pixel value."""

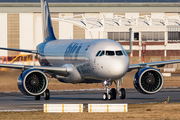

left=102, top=78, right=126, bottom=100
left=35, top=89, right=50, bottom=100
left=35, top=75, right=53, bottom=100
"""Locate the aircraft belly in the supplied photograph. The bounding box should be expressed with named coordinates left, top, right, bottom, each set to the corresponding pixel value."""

left=54, top=61, right=105, bottom=83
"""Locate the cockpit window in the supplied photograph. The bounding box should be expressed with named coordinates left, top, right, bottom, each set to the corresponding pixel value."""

left=106, top=51, right=115, bottom=56
left=116, top=51, right=123, bottom=56
left=99, top=51, right=105, bottom=56
left=96, top=50, right=101, bottom=57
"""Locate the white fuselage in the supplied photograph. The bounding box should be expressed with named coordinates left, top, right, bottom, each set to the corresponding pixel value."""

left=37, top=39, right=129, bottom=83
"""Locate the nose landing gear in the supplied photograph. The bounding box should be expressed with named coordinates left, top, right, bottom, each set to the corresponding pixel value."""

left=102, top=78, right=126, bottom=100
left=102, top=81, right=112, bottom=100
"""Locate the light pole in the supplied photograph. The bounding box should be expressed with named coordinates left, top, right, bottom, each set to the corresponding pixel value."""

left=142, top=41, right=146, bottom=63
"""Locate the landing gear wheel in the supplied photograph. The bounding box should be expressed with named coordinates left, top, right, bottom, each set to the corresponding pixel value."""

left=108, top=93, right=112, bottom=100
left=44, top=89, right=50, bottom=100
left=120, top=88, right=126, bottom=99
left=35, top=95, right=41, bottom=100
left=110, top=88, right=116, bottom=99
left=103, top=93, right=108, bottom=100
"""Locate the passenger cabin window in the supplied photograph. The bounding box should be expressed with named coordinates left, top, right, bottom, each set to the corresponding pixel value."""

left=106, top=51, right=115, bottom=56
left=96, top=51, right=101, bottom=57
left=99, top=51, right=105, bottom=56
left=116, top=51, right=123, bottom=56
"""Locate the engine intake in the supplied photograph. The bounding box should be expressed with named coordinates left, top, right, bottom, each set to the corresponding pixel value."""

left=133, top=67, right=164, bottom=94
left=18, top=69, right=48, bottom=96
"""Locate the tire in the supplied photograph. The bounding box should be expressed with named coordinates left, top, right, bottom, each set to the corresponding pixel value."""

left=35, top=95, right=41, bottom=100
left=120, top=88, right=126, bottom=99
left=103, top=93, right=108, bottom=100
left=108, top=93, right=112, bottom=100
left=110, top=88, right=116, bottom=99
left=44, top=89, right=50, bottom=100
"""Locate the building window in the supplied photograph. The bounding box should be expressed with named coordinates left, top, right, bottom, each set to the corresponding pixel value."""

left=141, top=32, right=164, bottom=41
left=108, top=32, right=129, bottom=41
left=168, top=32, right=180, bottom=41
left=134, top=33, right=139, bottom=40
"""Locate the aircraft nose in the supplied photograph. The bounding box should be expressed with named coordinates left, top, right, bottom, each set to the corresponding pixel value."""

left=106, top=57, right=129, bottom=78
left=95, top=56, right=129, bottom=79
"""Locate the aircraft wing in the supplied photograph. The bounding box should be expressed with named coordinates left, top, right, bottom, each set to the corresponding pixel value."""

left=0, top=47, right=37, bottom=54
left=128, top=59, right=180, bottom=71
left=0, top=47, right=69, bottom=76
left=0, top=63, right=68, bottom=77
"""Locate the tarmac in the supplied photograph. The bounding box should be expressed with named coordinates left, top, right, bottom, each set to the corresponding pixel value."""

left=2, top=0, right=180, bottom=3
left=0, top=88, right=180, bottom=111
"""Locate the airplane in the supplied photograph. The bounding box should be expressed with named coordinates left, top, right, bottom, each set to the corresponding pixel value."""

left=0, top=0, right=180, bottom=101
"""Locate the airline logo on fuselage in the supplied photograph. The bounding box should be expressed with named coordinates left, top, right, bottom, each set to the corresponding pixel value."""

left=64, top=43, right=83, bottom=60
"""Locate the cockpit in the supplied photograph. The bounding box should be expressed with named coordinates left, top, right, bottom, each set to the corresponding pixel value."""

left=95, top=50, right=127, bottom=57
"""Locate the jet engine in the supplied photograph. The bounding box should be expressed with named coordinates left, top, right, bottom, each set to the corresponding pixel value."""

left=17, top=69, right=48, bottom=96
left=133, top=67, right=164, bottom=94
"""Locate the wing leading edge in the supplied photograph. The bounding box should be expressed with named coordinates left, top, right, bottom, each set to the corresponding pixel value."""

left=0, top=63, right=68, bottom=77
left=128, top=59, right=180, bottom=71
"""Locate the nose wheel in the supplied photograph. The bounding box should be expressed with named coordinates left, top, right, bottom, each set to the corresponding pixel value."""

left=102, top=81, right=116, bottom=100
left=103, top=93, right=108, bottom=100
left=102, top=92, right=113, bottom=100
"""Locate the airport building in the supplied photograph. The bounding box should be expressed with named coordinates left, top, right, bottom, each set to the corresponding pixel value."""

left=1, top=0, right=180, bottom=62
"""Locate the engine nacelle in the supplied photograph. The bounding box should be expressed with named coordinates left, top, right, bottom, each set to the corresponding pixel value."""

left=17, top=69, right=48, bottom=96
left=133, top=67, right=164, bottom=94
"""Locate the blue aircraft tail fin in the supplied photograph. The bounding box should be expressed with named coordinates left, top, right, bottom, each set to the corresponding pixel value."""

left=41, top=0, right=56, bottom=41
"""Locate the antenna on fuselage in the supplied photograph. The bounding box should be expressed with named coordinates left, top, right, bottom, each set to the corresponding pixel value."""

left=41, top=0, right=56, bottom=42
